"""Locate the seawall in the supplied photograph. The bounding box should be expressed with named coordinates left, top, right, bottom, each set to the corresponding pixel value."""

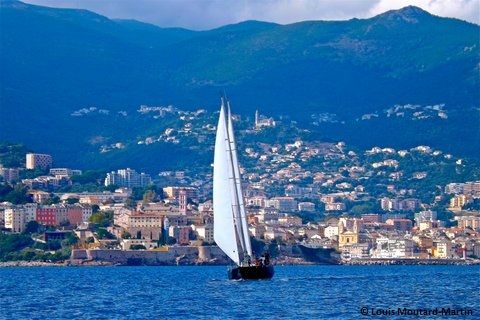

left=71, top=246, right=229, bottom=266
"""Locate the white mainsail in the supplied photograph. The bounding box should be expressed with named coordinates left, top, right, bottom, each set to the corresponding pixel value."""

left=213, top=98, right=252, bottom=266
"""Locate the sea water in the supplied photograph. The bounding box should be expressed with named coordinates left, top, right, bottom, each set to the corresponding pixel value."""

left=0, top=265, right=478, bottom=319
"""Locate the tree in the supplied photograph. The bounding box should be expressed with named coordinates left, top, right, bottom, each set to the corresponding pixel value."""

left=166, top=236, right=177, bottom=245
left=121, top=231, right=132, bottom=239
left=142, top=190, right=157, bottom=204
left=65, top=197, right=79, bottom=204
left=0, top=183, right=32, bottom=204
left=24, top=221, right=40, bottom=234
left=130, top=244, right=146, bottom=250
left=44, top=195, right=60, bottom=205
left=89, top=211, right=114, bottom=227
left=62, top=233, right=79, bottom=247
left=96, top=228, right=115, bottom=240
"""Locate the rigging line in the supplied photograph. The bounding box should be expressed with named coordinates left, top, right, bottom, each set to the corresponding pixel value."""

left=227, top=100, right=252, bottom=256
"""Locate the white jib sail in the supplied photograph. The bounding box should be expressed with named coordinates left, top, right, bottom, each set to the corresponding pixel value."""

left=227, top=103, right=253, bottom=258
left=213, top=102, right=241, bottom=265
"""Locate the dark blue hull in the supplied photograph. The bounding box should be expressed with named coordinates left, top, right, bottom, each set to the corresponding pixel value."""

left=228, top=265, right=274, bottom=280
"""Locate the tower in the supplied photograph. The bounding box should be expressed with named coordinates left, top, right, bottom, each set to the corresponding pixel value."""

left=179, top=189, right=188, bottom=215
left=255, top=110, right=259, bottom=127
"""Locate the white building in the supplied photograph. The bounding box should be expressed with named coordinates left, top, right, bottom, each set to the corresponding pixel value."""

left=4, top=208, right=26, bottom=233
left=26, top=153, right=52, bottom=170
left=298, top=202, right=315, bottom=212
left=324, top=225, right=339, bottom=239
left=372, top=237, right=415, bottom=259
left=105, top=168, right=152, bottom=188
left=192, top=224, right=214, bottom=243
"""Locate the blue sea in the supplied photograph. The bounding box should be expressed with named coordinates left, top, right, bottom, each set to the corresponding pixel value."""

left=0, top=265, right=478, bottom=319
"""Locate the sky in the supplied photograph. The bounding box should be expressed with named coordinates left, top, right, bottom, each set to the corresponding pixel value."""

left=22, top=0, right=480, bottom=30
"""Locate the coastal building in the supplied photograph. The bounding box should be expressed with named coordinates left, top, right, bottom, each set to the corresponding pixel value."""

left=26, top=153, right=52, bottom=170
left=414, top=210, right=437, bottom=225
left=298, top=202, right=315, bottom=212
left=116, top=211, right=163, bottom=241
left=22, top=176, right=70, bottom=191
left=267, top=197, right=298, bottom=212
left=385, top=218, right=413, bottom=232
left=372, top=237, right=415, bottom=258
left=23, top=203, right=38, bottom=223
left=455, top=216, right=480, bottom=231
left=192, top=224, right=214, bottom=243
left=325, top=202, right=346, bottom=211
left=434, top=240, right=453, bottom=258
left=278, top=215, right=302, bottom=227
left=4, top=208, right=25, bottom=233
left=254, top=110, right=276, bottom=129
left=0, top=167, right=19, bottom=183
left=49, top=168, right=82, bottom=178
left=324, top=225, right=339, bottom=239
left=163, top=186, right=199, bottom=201
left=104, top=168, right=152, bottom=188
left=449, top=195, right=469, bottom=209
left=29, top=190, right=50, bottom=203
left=35, top=204, right=88, bottom=226
left=168, top=225, right=191, bottom=245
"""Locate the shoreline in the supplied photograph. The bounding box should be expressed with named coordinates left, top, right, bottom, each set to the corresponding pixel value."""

left=1, top=258, right=479, bottom=268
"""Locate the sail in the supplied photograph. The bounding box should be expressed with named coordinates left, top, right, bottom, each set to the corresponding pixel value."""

left=213, top=102, right=241, bottom=265
left=227, top=103, right=253, bottom=257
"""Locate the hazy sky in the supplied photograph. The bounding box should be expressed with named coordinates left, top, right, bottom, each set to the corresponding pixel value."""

left=23, top=0, right=480, bottom=30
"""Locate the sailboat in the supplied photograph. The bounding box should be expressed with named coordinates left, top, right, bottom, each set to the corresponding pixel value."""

left=213, top=97, right=274, bottom=280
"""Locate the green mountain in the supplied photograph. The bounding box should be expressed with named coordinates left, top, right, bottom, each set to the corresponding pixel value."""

left=0, top=0, right=478, bottom=172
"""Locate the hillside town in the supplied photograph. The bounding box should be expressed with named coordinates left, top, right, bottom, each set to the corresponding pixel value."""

left=1, top=112, right=480, bottom=265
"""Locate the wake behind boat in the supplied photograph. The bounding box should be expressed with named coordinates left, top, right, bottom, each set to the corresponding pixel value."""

left=213, top=97, right=274, bottom=280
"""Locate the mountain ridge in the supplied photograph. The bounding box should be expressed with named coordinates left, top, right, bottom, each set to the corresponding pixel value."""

left=0, top=1, right=478, bottom=170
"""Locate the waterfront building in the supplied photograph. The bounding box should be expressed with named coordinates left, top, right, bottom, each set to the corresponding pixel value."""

left=118, top=211, right=163, bottom=241
left=26, top=153, right=52, bottom=170
left=372, top=237, right=416, bottom=258
left=434, top=240, right=453, bottom=258
left=168, top=225, right=191, bottom=245
left=192, top=224, right=214, bottom=243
